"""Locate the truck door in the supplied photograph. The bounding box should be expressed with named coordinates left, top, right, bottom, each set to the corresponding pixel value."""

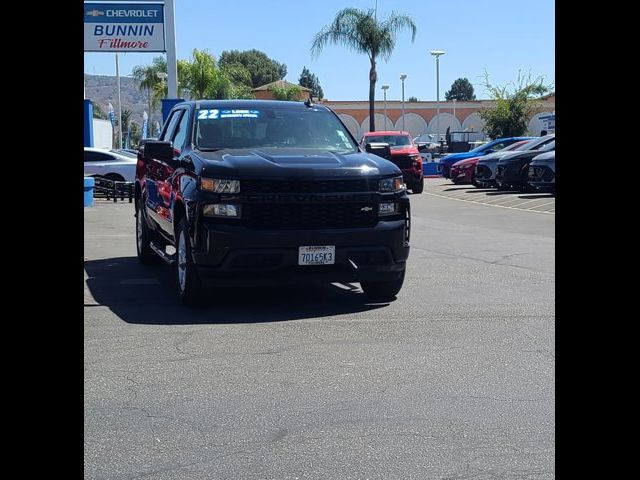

left=145, top=109, right=184, bottom=237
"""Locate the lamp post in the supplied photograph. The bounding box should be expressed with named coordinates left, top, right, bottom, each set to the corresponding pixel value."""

left=381, top=85, right=389, bottom=129
left=115, top=52, right=123, bottom=149
left=400, top=74, right=407, bottom=131
left=430, top=50, right=445, bottom=145
left=453, top=98, right=456, bottom=119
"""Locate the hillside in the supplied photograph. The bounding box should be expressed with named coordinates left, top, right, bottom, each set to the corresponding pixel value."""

left=84, top=74, right=162, bottom=128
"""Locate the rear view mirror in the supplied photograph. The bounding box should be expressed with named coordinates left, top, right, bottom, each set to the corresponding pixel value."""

left=365, top=142, right=391, bottom=160
left=143, top=140, right=174, bottom=161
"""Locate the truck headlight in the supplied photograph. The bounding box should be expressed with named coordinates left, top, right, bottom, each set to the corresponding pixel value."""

left=379, top=176, right=404, bottom=192
left=203, top=204, right=241, bottom=218
left=200, top=178, right=240, bottom=193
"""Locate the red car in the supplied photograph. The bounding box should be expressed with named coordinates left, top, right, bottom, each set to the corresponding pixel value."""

left=361, top=131, right=424, bottom=193
left=450, top=139, right=532, bottom=186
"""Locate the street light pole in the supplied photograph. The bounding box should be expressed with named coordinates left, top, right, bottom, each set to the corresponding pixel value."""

left=430, top=50, right=445, bottom=145
left=453, top=98, right=456, bottom=119
left=381, top=85, right=389, bottom=129
left=115, top=52, right=123, bottom=149
left=400, top=74, right=407, bottom=131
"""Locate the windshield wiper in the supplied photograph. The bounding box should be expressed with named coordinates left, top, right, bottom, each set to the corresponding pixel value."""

left=196, top=147, right=225, bottom=152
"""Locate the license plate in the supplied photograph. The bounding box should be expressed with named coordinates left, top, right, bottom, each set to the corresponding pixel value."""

left=298, top=246, right=335, bottom=265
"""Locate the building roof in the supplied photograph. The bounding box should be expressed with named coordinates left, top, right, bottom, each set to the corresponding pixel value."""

left=252, top=79, right=311, bottom=92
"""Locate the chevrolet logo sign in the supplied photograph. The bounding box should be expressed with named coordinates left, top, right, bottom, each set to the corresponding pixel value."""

left=86, top=9, right=105, bottom=17
left=360, top=206, right=373, bottom=212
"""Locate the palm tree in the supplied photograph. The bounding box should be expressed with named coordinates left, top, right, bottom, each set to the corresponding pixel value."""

left=131, top=56, right=166, bottom=129
left=311, top=8, right=416, bottom=132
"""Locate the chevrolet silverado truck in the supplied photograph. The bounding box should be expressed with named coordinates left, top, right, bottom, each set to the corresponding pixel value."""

left=135, top=100, right=411, bottom=305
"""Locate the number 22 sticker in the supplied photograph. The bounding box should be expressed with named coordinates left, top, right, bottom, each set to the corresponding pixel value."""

left=197, top=109, right=219, bottom=120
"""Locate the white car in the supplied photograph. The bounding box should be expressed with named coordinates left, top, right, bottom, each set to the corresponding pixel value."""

left=84, top=147, right=137, bottom=182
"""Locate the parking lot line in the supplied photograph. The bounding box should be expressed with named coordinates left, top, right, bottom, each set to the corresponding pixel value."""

left=423, top=191, right=554, bottom=214
left=482, top=195, right=528, bottom=206
left=527, top=201, right=556, bottom=211
left=507, top=197, right=554, bottom=208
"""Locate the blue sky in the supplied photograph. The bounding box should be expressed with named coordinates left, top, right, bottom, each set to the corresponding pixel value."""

left=84, top=0, right=555, bottom=101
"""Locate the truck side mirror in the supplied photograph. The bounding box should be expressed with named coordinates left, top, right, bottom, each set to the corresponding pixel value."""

left=143, top=140, right=174, bottom=162
left=365, top=142, right=391, bottom=159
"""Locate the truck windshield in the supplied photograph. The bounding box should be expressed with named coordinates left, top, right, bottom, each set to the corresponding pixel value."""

left=194, top=107, right=358, bottom=154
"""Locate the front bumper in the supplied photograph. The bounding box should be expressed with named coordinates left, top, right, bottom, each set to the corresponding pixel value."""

left=401, top=168, right=423, bottom=185
left=192, top=218, right=410, bottom=286
left=528, top=165, right=555, bottom=188
left=495, top=164, right=526, bottom=185
left=451, top=168, right=473, bottom=183
left=437, top=163, right=451, bottom=178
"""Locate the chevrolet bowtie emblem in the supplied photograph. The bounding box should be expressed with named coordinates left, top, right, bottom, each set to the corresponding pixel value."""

left=360, top=206, right=373, bottom=212
left=87, top=9, right=105, bottom=16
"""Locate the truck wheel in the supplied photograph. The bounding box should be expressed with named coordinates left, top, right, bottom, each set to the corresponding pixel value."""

left=136, top=200, right=162, bottom=265
left=412, top=177, right=424, bottom=194
left=177, top=218, right=203, bottom=306
left=361, top=267, right=406, bottom=301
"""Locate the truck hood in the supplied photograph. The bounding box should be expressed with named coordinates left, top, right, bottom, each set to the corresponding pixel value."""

left=195, top=148, right=401, bottom=179
left=390, top=146, right=420, bottom=155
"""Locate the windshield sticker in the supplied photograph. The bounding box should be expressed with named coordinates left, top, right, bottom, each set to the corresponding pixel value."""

left=197, top=109, right=219, bottom=120
left=336, top=130, right=352, bottom=148
left=219, top=109, right=260, bottom=118
left=198, top=109, right=259, bottom=120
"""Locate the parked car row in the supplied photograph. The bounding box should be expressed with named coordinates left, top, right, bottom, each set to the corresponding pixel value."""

left=449, top=134, right=556, bottom=192
left=438, top=136, right=535, bottom=178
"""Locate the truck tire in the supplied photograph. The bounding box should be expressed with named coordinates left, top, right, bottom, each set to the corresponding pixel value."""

left=361, top=267, right=406, bottom=301
left=136, top=200, right=162, bottom=265
left=177, top=217, right=203, bottom=306
left=412, top=177, right=424, bottom=194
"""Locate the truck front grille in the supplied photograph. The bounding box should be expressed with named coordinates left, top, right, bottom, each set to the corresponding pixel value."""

left=390, top=154, right=414, bottom=169
left=242, top=179, right=372, bottom=193
left=242, top=203, right=378, bottom=229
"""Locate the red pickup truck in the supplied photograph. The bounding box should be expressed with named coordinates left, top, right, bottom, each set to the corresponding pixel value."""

left=360, top=131, right=424, bottom=194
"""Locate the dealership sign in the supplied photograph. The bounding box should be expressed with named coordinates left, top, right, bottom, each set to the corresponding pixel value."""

left=84, top=2, right=165, bottom=52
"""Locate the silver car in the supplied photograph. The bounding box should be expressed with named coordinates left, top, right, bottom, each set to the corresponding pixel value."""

left=528, top=150, right=555, bottom=193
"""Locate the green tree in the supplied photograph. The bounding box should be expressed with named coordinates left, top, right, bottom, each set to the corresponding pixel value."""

left=120, top=109, right=133, bottom=147
left=219, top=49, right=287, bottom=88
left=131, top=56, right=166, bottom=128
left=183, top=49, right=218, bottom=99
left=479, top=71, right=552, bottom=138
left=298, top=66, right=324, bottom=100
left=311, top=8, right=416, bottom=132
left=270, top=83, right=302, bottom=101
left=445, top=78, right=476, bottom=101
left=129, top=121, right=141, bottom=147
left=92, top=103, right=108, bottom=119
left=152, top=59, right=190, bottom=101
left=407, top=96, right=418, bottom=102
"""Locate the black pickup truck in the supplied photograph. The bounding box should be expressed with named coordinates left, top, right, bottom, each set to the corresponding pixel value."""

left=135, top=100, right=410, bottom=305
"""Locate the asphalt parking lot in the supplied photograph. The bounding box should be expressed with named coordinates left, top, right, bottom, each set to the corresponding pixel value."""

left=425, top=178, right=555, bottom=214
left=84, top=184, right=555, bottom=479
